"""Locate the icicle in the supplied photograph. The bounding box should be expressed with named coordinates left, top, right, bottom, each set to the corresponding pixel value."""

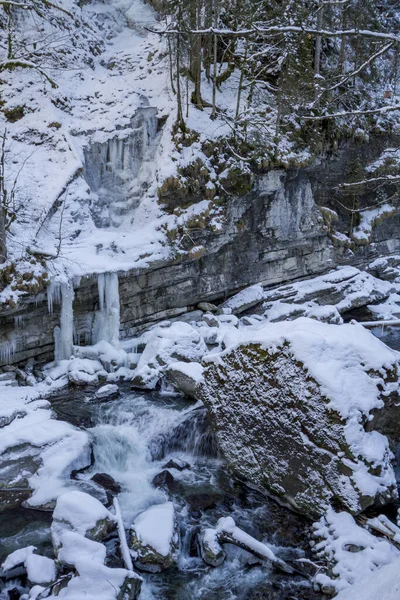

left=93, top=272, right=120, bottom=347
left=0, top=339, right=16, bottom=364
left=59, top=282, right=75, bottom=360
left=47, top=280, right=61, bottom=314
left=14, top=315, right=24, bottom=328
left=52, top=281, right=74, bottom=362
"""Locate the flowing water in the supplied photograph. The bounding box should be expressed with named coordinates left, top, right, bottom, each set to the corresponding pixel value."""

left=0, top=386, right=319, bottom=600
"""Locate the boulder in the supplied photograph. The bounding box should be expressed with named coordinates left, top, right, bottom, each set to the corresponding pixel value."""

left=130, top=502, right=179, bottom=572
left=95, top=384, right=120, bottom=400
left=91, top=472, right=122, bottom=495
left=152, top=470, right=180, bottom=493
left=131, top=322, right=207, bottom=390
left=51, top=491, right=116, bottom=551
left=199, top=318, right=400, bottom=518
left=197, top=302, right=219, bottom=313
left=162, top=458, right=190, bottom=471
left=165, top=361, right=204, bottom=397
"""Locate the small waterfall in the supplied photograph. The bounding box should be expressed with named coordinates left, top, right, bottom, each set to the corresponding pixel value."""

left=47, top=280, right=75, bottom=362
left=92, top=272, right=120, bottom=347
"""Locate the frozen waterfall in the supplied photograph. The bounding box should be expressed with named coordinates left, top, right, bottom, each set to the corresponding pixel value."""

left=48, top=280, right=75, bottom=362
left=92, top=272, right=120, bottom=347
left=83, top=107, right=158, bottom=228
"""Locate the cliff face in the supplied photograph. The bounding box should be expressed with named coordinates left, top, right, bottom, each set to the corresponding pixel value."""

left=0, top=146, right=399, bottom=367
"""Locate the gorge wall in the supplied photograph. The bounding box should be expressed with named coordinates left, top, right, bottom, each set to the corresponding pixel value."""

left=0, top=139, right=399, bottom=367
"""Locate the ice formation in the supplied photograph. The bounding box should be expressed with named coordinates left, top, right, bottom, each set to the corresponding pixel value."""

left=93, top=273, right=120, bottom=348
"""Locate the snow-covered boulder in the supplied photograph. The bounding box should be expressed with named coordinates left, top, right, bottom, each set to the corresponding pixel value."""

left=129, top=502, right=179, bottom=572
left=95, top=383, right=120, bottom=400
left=1, top=546, right=56, bottom=587
left=165, top=361, right=204, bottom=397
left=220, top=284, right=265, bottom=314
left=263, top=266, right=394, bottom=314
left=199, top=318, right=400, bottom=518
left=131, top=322, right=207, bottom=389
left=51, top=530, right=142, bottom=600
left=51, top=491, right=116, bottom=551
left=313, top=509, right=400, bottom=596
left=68, top=358, right=108, bottom=386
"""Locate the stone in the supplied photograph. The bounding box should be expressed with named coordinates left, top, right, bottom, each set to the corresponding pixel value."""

left=199, top=529, right=226, bottom=567
left=91, top=472, right=122, bottom=495
left=130, top=502, right=179, bottom=573
left=165, top=362, right=204, bottom=398
left=202, top=313, right=219, bottom=328
left=162, top=458, right=190, bottom=471
left=95, top=383, right=120, bottom=400
left=198, top=319, right=400, bottom=518
left=51, top=491, right=116, bottom=551
left=197, top=302, right=219, bottom=313
left=152, top=470, right=180, bottom=493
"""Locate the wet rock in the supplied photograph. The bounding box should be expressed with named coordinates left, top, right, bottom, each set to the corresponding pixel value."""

left=91, top=472, right=121, bottom=495
left=199, top=529, right=226, bottom=567
left=130, top=502, right=179, bottom=573
left=152, top=470, right=180, bottom=493
left=162, top=458, right=190, bottom=471
left=185, top=492, right=219, bottom=512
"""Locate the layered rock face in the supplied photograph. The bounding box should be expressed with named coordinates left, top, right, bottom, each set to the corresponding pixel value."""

left=1, top=145, right=400, bottom=366
left=198, top=318, right=400, bottom=518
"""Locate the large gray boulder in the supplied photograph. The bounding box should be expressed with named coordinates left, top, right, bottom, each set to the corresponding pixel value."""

left=198, top=318, right=400, bottom=518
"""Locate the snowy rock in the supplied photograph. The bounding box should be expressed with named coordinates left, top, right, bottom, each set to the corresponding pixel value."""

left=1, top=546, right=36, bottom=572
left=199, top=318, right=400, bottom=518
left=368, top=255, right=400, bottom=282
left=51, top=491, right=116, bottom=551
left=202, top=313, right=219, bottom=328
left=165, top=361, right=204, bottom=397
left=25, top=554, right=56, bottom=586
left=220, top=284, right=265, bottom=314
left=131, top=323, right=207, bottom=390
left=313, top=509, right=400, bottom=595
left=200, top=529, right=226, bottom=567
left=95, top=383, right=120, bottom=400
left=199, top=516, right=293, bottom=573
left=68, top=358, right=108, bottom=386
left=130, top=502, right=179, bottom=572
left=335, top=556, right=400, bottom=600
left=58, top=532, right=107, bottom=567
left=197, top=302, right=218, bottom=313
left=263, top=267, right=394, bottom=315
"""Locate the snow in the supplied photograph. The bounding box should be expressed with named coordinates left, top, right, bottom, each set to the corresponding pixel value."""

left=96, top=383, right=119, bottom=399
left=166, top=361, right=204, bottom=384
left=25, top=554, right=56, bottom=585
left=216, top=517, right=277, bottom=563
left=131, top=502, right=175, bottom=557
left=335, top=557, right=400, bottom=600
left=52, top=490, right=114, bottom=548
left=352, top=204, right=396, bottom=243
left=58, top=532, right=107, bottom=567
left=1, top=546, right=36, bottom=572
left=220, top=284, right=265, bottom=314
left=313, top=509, right=400, bottom=594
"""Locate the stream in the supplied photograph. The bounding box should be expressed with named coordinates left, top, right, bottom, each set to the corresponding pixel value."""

left=0, top=385, right=320, bottom=600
